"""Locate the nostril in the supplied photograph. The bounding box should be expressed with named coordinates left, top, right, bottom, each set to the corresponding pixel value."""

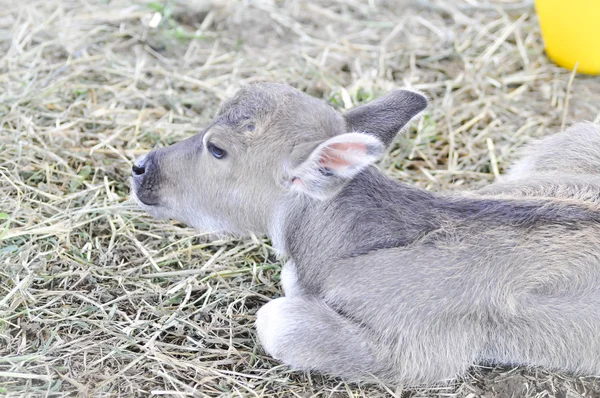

left=132, top=164, right=145, bottom=176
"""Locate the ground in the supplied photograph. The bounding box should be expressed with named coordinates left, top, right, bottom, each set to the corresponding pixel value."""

left=1, top=0, right=600, bottom=397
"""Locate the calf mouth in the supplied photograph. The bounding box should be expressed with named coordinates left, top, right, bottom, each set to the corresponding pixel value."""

left=130, top=183, right=173, bottom=221
left=131, top=187, right=160, bottom=207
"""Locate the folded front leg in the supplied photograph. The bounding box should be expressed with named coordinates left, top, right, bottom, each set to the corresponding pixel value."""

left=255, top=296, right=484, bottom=385
left=255, top=296, right=390, bottom=381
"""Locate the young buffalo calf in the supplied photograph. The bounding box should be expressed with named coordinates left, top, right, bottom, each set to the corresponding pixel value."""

left=132, top=83, right=600, bottom=385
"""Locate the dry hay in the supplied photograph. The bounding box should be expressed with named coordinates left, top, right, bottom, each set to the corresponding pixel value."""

left=1, top=0, right=600, bottom=396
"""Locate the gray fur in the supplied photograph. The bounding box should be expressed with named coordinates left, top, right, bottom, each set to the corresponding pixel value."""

left=479, top=122, right=600, bottom=205
left=344, top=89, right=428, bottom=147
left=131, top=82, right=600, bottom=386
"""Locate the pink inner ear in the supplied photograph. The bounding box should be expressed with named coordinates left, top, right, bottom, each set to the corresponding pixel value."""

left=319, top=142, right=368, bottom=170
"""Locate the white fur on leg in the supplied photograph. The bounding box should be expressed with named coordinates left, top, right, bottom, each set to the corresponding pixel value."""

left=267, top=199, right=291, bottom=257
left=281, top=261, right=303, bottom=297
left=255, top=297, right=291, bottom=358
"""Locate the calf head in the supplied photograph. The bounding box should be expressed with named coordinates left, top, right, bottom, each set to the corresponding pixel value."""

left=131, top=83, right=427, bottom=235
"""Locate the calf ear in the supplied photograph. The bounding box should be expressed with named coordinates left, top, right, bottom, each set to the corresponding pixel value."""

left=287, top=133, right=384, bottom=200
left=344, top=89, right=427, bottom=147
left=288, top=133, right=385, bottom=200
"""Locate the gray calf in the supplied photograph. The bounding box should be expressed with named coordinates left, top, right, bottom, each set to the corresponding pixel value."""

left=131, top=83, right=600, bottom=386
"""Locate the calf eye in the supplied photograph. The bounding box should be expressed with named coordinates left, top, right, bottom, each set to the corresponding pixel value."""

left=207, top=143, right=226, bottom=159
left=247, top=123, right=255, bottom=132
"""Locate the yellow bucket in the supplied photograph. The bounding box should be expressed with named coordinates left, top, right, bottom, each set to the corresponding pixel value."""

left=535, top=0, right=600, bottom=75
